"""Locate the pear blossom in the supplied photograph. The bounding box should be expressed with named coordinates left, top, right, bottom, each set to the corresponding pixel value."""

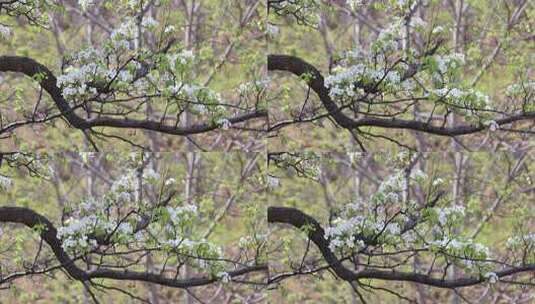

left=217, top=271, right=231, bottom=283
left=267, top=176, right=281, bottom=188
left=0, top=175, right=12, bottom=190
left=141, top=17, right=159, bottom=28
left=217, top=118, right=232, bottom=130
left=348, top=0, right=364, bottom=11
left=436, top=205, right=465, bottom=226
left=267, top=23, right=280, bottom=37
left=164, top=25, right=176, bottom=34
left=485, top=120, right=499, bottom=132
left=164, top=178, right=176, bottom=186
left=484, top=272, right=499, bottom=284
left=78, top=0, right=95, bottom=11
left=0, top=24, right=12, bottom=39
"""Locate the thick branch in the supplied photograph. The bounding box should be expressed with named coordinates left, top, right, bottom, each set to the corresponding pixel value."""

left=267, top=206, right=535, bottom=289
left=0, top=56, right=266, bottom=135
left=267, top=54, right=535, bottom=136
left=0, top=206, right=267, bottom=288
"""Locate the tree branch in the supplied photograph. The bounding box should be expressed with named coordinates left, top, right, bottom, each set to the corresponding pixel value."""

left=267, top=54, right=535, bottom=136
left=0, top=206, right=267, bottom=288
left=0, top=55, right=267, bottom=136
left=267, top=206, right=535, bottom=289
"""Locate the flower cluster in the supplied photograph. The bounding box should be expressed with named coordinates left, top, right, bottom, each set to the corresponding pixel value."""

left=238, top=234, right=267, bottom=249
left=324, top=29, right=419, bottom=102
left=431, top=53, right=465, bottom=75
left=270, top=0, right=320, bottom=26
left=324, top=165, right=495, bottom=275
left=166, top=204, right=198, bottom=227
left=55, top=17, right=228, bottom=121
left=0, top=24, right=12, bottom=40
left=484, top=272, right=499, bottom=284
left=319, top=9, right=503, bottom=124
left=506, top=233, right=535, bottom=251
left=55, top=165, right=228, bottom=275
left=431, top=87, right=491, bottom=116
left=78, top=0, right=94, bottom=11
left=57, top=215, right=103, bottom=254
left=237, top=77, right=271, bottom=95
left=506, top=81, right=535, bottom=104
left=348, top=0, right=364, bottom=11
left=57, top=63, right=100, bottom=99
left=0, top=0, right=54, bottom=26
left=216, top=118, right=232, bottom=130
left=141, top=203, right=228, bottom=273
left=429, top=236, right=490, bottom=258
left=325, top=169, right=426, bottom=253
left=109, top=167, right=160, bottom=203
left=435, top=204, right=465, bottom=226
left=217, top=271, right=231, bottom=283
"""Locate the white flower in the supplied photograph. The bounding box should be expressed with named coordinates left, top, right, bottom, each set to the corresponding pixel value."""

left=267, top=176, right=280, bottom=188
left=485, top=120, right=499, bottom=132
left=435, top=53, right=465, bottom=74
left=134, top=231, right=144, bottom=241
left=168, top=50, right=195, bottom=70
left=504, top=82, right=534, bottom=97
left=117, top=222, right=133, bottom=235
left=410, top=17, right=427, bottom=29
left=217, top=118, right=232, bottom=130
left=141, top=17, right=159, bottom=28
left=80, top=197, right=103, bottom=211
left=79, top=0, right=95, bottom=11
left=118, top=70, right=133, bottom=83
left=167, top=205, right=198, bottom=225
left=386, top=71, right=401, bottom=84
left=484, top=272, right=498, bottom=284
left=386, top=223, right=400, bottom=235
left=397, top=0, right=407, bottom=7
left=348, top=0, right=364, bottom=10
left=432, top=26, right=445, bottom=34
left=57, top=215, right=102, bottom=253
left=193, top=104, right=208, bottom=114
left=437, top=205, right=465, bottom=225
left=0, top=175, right=13, bottom=190
left=237, top=77, right=271, bottom=94
left=267, top=23, right=279, bottom=37
left=217, top=271, right=231, bottom=283
left=143, top=168, right=160, bottom=181
left=164, top=25, right=176, bottom=34
left=410, top=169, right=427, bottom=181
left=164, top=178, right=176, bottom=186
left=0, top=24, right=12, bottom=39
left=111, top=18, right=137, bottom=40
left=402, top=231, right=416, bottom=243
left=432, top=178, right=444, bottom=186
left=506, top=233, right=535, bottom=248
left=449, top=88, right=463, bottom=98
